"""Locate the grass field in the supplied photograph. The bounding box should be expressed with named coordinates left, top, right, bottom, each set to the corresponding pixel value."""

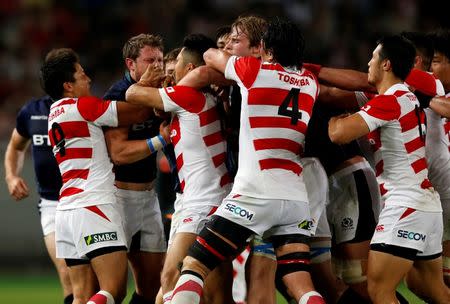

left=0, top=273, right=426, bottom=303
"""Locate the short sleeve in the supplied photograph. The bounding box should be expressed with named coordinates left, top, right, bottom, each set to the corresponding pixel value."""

left=77, top=96, right=118, bottom=127
left=224, top=56, right=261, bottom=89
left=15, top=104, right=31, bottom=138
left=358, top=95, right=400, bottom=131
left=159, top=86, right=206, bottom=114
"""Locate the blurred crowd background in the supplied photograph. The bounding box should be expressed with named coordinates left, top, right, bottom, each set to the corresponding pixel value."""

left=0, top=0, right=448, bottom=269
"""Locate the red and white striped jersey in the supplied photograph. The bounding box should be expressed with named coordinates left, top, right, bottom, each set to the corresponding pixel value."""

left=358, top=83, right=441, bottom=211
left=224, top=56, right=319, bottom=201
left=159, top=86, right=231, bottom=207
left=47, top=96, right=118, bottom=210
left=445, top=92, right=450, bottom=154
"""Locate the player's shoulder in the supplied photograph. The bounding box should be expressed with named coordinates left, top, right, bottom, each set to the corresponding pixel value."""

left=103, top=77, right=131, bottom=100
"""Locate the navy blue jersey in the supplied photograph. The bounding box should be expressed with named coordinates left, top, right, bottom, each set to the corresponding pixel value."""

left=15, top=96, right=62, bottom=200
left=304, top=102, right=362, bottom=175
left=103, top=72, right=160, bottom=183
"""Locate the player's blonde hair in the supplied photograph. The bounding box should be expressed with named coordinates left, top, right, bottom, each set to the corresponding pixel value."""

left=232, top=15, right=267, bottom=48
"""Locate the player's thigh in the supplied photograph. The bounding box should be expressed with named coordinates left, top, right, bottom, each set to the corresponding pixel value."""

left=162, top=232, right=197, bottom=279
left=413, top=256, right=448, bottom=293
left=203, top=261, right=235, bottom=304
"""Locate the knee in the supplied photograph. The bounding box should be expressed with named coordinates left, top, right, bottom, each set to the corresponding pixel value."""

left=161, top=263, right=181, bottom=289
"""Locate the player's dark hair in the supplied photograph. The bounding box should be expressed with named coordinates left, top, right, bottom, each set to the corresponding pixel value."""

left=182, top=34, right=216, bottom=66
left=377, top=35, right=415, bottom=80
left=215, top=25, right=231, bottom=41
left=262, top=18, right=305, bottom=69
left=400, top=31, right=433, bottom=70
left=431, top=29, right=450, bottom=62
left=164, top=47, right=181, bottom=64
left=40, top=48, right=79, bottom=100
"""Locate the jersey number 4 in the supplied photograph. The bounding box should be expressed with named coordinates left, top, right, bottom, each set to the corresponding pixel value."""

left=51, top=122, right=66, bottom=156
left=278, top=88, right=301, bottom=125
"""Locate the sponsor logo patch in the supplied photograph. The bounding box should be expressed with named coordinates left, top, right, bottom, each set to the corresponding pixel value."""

left=223, top=203, right=254, bottom=221
left=84, top=232, right=118, bottom=246
left=298, top=220, right=313, bottom=230
left=396, top=230, right=426, bottom=242
left=341, top=217, right=354, bottom=230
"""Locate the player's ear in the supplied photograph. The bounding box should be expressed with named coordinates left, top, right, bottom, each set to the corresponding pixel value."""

left=186, top=62, right=195, bottom=72
left=125, top=58, right=135, bottom=71
left=63, top=81, right=73, bottom=94
left=382, top=58, right=391, bottom=71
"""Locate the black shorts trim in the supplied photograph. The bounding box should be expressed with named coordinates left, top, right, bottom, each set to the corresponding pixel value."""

left=85, top=246, right=127, bottom=260
left=370, top=243, right=418, bottom=260
left=65, top=258, right=90, bottom=267
left=415, top=252, right=442, bottom=261
left=130, top=231, right=141, bottom=253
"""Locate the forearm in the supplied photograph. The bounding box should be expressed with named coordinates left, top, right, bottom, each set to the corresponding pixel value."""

left=108, top=136, right=168, bottom=165
left=178, top=66, right=232, bottom=89
left=320, top=67, right=376, bottom=93
left=429, top=97, right=450, bottom=118
left=4, top=144, right=25, bottom=181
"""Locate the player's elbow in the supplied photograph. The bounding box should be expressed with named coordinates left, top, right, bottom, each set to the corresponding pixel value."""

left=125, top=85, right=139, bottom=105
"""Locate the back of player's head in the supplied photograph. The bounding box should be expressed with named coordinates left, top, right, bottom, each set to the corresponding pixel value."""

left=431, top=29, right=450, bottom=61
left=123, top=33, right=164, bottom=61
left=40, top=48, right=79, bottom=100
left=181, top=34, right=216, bottom=67
left=377, top=35, right=415, bottom=80
left=262, top=18, right=305, bottom=69
left=232, top=15, right=267, bottom=48
left=400, top=31, right=433, bottom=70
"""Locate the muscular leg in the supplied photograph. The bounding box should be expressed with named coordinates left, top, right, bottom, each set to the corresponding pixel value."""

left=407, top=256, right=450, bottom=302
left=90, top=250, right=128, bottom=302
left=44, top=233, right=73, bottom=298
left=246, top=254, right=277, bottom=304
left=68, top=263, right=98, bottom=304
left=444, top=240, right=450, bottom=286
left=367, top=250, right=412, bottom=304
left=128, top=251, right=165, bottom=302
left=161, top=232, right=197, bottom=298
left=203, top=260, right=235, bottom=304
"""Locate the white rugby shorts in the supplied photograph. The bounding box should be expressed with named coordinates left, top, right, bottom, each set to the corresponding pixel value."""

left=115, top=188, right=166, bottom=252
left=39, top=198, right=58, bottom=236
left=371, top=204, right=443, bottom=257
left=168, top=193, right=218, bottom=247
left=55, top=203, right=127, bottom=260
left=214, top=193, right=312, bottom=238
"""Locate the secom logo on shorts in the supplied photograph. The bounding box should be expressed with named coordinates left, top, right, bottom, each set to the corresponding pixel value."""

left=224, top=203, right=254, bottom=220
left=397, top=230, right=426, bottom=242
left=84, top=232, right=118, bottom=246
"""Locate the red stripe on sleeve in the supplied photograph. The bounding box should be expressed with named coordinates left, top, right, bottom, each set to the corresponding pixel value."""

left=220, top=173, right=232, bottom=187
left=77, top=96, right=112, bottom=122
left=234, top=57, right=261, bottom=89
left=51, top=98, right=76, bottom=110
left=375, top=160, right=384, bottom=177
left=176, top=154, right=184, bottom=172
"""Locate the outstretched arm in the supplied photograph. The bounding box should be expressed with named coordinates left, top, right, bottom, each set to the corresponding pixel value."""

left=4, top=129, right=30, bottom=200
left=178, top=65, right=233, bottom=89
left=204, top=48, right=232, bottom=73
left=318, top=67, right=375, bottom=93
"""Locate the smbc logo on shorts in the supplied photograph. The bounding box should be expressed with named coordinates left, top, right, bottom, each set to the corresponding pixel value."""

left=84, top=232, right=118, bottom=246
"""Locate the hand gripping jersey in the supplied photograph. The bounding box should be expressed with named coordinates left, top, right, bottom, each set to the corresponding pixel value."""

left=47, top=96, right=118, bottom=210
left=358, top=83, right=440, bottom=211
left=159, top=86, right=231, bottom=207
left=224, top=56, right=319, bottom=201
left=16, top=96, right=62, bottom=200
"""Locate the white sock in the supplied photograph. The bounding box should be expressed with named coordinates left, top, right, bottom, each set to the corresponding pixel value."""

left=163, top=291, right=173, bottom=304
left=87, top=290, right=115, bottom=304
left=170, top=273, right=204, bottom=304
left=298, top=291, right=325, bottom=304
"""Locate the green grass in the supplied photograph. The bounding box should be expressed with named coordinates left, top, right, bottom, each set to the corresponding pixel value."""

left=0, top=273, right=426, bottom=303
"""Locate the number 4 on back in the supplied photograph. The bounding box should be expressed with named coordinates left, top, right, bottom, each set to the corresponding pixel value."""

left=278, top=88, right=301, bottom=125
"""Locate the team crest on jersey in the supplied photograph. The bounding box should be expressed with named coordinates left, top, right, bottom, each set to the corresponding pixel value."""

left=84, top=232, right=118, bottom=245
left=166, top=87, right=175, bottom=93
